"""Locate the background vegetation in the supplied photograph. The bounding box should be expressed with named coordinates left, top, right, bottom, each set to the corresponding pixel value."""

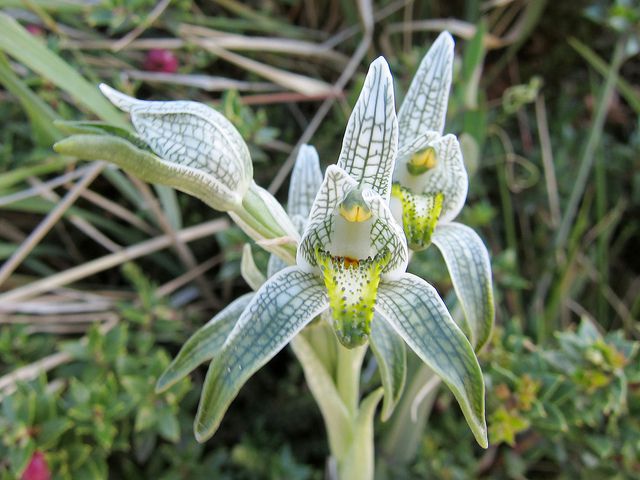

left=0, top=0, right=638, bottom=478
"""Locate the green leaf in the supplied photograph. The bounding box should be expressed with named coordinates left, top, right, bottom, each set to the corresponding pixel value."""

left=290, top=334, right=351, bottom=455
left=369, top=316, right=407, bottom=421
left=38, top=418, right=73, bottom=449
left=194, top=267, right=328, bottom=441
left=0, top=13, right=124, bottom=126
left=11, top=440, right=35, bottom=477
left=569, top=37, right=640, bottom=115
left=337, top=57, right=398, bottom=200
left=134, top=405, right=156, bottom=432
left=155, top=293, right=253, bottom=393
left=0, top=52, right=60, bottom=146
left=53, top=134, right=241, bottom=211
left=376, top=273, right=487, bottom=447
left=398, top=31, right=454, bottom=142
left=157, top=407, right=180, bottom=443
left=432, top=222, right=494, bottom=351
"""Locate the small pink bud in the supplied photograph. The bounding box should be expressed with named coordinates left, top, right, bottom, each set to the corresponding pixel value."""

left=143, top=49, right=179, bottom=73
left=25, top=24, right=44, bottom=36
left=21, top=451, right=51, bottom=480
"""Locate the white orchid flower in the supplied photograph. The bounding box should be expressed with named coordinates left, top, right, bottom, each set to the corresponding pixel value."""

left=193, top=57, right=487, bottom=449
left=391, top=32, right=494, bottom=350
left=61, top=84, right=299, bottom=264
left=98, top=84, right=253, bottom=212
left=154, top=143, right=323, bottom=395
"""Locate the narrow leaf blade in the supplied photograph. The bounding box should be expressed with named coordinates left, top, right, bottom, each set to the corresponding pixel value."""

left=241, top=244, right=266, bottom=291
left=290, top=333, right=351, bottom=454
left=0, top=13, right=124, bottom=126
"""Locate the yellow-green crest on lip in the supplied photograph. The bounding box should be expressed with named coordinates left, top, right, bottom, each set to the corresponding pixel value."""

left=315, top=247, right=390, bottom=348
left=392, top=183, right=443, bottom=251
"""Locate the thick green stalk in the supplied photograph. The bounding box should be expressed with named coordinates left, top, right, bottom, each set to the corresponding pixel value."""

left=336, top=344, right=367, bottom=416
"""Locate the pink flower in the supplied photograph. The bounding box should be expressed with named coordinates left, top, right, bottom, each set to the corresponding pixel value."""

left=21, top=451, right=51, bottom=480
left=143, top=49, right=179, bottom=73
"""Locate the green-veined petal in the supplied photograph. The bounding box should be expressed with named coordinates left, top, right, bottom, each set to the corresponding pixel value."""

left=375, top=274, right=487, bottom=447
left=370, top=316, right=407, bottom=421
left=361, top=189, right=408, bottom=277
left=337, top=57, right=398, bottom=200
left=298, top=165, right=358, bottom=270
left=100, top=84, right=252, bottom=208
left=432, top=222, right=494, bottom=351
left=155, top=293, right=253, bottom=393
left=53, top=134, right=240, bottom=212
left=398, top=31, right=454, bottom=144
left=395, top=133, right=468, bottom=223
left=194, top=267, right=328, bottom=441
left=288, top=144, right=323, bottom=220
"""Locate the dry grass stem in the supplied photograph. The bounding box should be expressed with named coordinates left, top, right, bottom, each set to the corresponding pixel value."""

left=0, top=162, right=105, bottom=288
left=0, top=218, right=229, bottom=304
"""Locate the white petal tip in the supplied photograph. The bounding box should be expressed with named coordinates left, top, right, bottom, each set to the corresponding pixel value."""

left=436, top=30, right=455, bottom=48
left=98, top=83, right=141, bottom=112
left=298, top=144, right=318, bottom=159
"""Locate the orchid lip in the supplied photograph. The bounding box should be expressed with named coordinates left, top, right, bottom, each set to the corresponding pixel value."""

left=315, top=247, right=391, bottom=348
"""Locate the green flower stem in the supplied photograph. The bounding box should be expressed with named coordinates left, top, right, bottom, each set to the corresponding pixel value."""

left=336, top=343, right=367, bottom=416
left=231, top=183, right=298, bottom=263
left=294, top=328, right=377, bottom=480
left=240, top=183, right=289, bottom=239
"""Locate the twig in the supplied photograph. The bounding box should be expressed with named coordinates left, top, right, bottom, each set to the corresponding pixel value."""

left=157, top=254, right=224, bottom=297
left=191, top=40, right=333, bottom=96
left=111, top=0, right=171, bottom=52
left=0, top=162, right=105, bottom=288
left=0, top=163, right=94, bottom=208
left=130, top=178, right=221, bottom=308
left=0, top=218, right=229, bottom=304
left=29, top=175, right=121, bottom=253
left=76, top=188, right=157, bottom=236
left=123, top=70, right=282, bottom=93
left=268, top=0, right=376, bottom=194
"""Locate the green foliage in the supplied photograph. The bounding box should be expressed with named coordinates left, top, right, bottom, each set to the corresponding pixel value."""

left=400, top=321, right=640, bottom=479
left=0, top=264, right=320, bottom=479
